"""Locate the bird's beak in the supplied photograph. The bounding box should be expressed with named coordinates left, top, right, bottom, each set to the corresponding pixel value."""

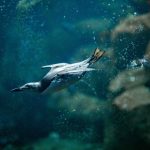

left=11, top=87, right=23, bottom=92
left=11, top=84, right=29, bottom=92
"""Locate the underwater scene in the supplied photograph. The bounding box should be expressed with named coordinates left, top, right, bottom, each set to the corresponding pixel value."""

left=0, top=0, right=150, bottom=149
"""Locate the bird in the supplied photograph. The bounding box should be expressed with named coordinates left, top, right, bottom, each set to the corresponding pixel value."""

left=11, top=48, right=105, bottom=94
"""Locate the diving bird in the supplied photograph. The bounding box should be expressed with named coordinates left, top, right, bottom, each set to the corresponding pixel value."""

left=11, top=48, right=105, bottom=94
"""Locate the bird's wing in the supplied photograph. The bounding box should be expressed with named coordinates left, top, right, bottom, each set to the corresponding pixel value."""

left=57, top=68, right=96, bottom=75
left=41, top=63, right=69, bottom=69
left=39, top=76, right=56, bottom=93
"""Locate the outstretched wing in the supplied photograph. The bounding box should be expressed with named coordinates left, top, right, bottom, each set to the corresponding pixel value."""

left=57, top=68, right=96, bottom=75
left=41, top=63, right=68, bottom=69
left=38, top=77, right=55, bottom=93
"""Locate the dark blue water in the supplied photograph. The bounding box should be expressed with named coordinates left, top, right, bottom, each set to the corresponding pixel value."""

left=0, top=0, right=150, bottom=149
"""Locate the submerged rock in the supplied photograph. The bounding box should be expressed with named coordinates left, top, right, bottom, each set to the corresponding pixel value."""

left=104, top=104, right=150, bottom=150
left=130, top=105, right=150, bottom=144
left=111, top=13, right=150, bottom=69
left=57, top=92, right=107, bottom=116
left=113, top=86, right=150, bottom=111
left=112, top=13, right=150, bottom=39
left=109, top=68, right=150, bottom=92
left=48, top=91, right=107, bottom=143
left=49, top=91, right=108, bottom=120
left=105, top=41, right=150, bottom=148
left=146, top=41, right=150, bottom=58
left=104, top=84, right=150, bottom=149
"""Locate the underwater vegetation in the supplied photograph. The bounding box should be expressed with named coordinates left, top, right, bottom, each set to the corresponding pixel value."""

left=0, top=0, right=150, bottom=150
left=16, top=0, right=42, bottom=11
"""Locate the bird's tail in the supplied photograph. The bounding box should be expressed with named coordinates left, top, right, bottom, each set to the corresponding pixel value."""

left=88, top=48, right=105, bottom=64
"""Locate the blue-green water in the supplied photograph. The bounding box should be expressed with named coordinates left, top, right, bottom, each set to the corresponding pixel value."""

left=0, top=0, right=150, bottom=149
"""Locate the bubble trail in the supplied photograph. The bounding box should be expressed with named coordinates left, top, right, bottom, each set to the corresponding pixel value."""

left=80, top=79, right=97, bottom=96
left=128, top=57, right=150, bottom=70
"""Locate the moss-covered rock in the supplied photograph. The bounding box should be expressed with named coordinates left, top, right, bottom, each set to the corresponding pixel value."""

left=104, top=50, right=150, bottom=150
left=16, top=0, right=42, bottom=11
left=47, top=91, right=107, bottom=143
left=113, top=86, right=150, bottom=111
left=109, top=68, right=150, bottom=92
left=111, top=13, right=150, bottom=69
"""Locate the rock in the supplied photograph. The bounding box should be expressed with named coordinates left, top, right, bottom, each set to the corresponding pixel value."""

left=109, top=68, right=150, bottom=92
left=104, top=83, right=150, bottom=149
left=105, top=49, right=150, bottom=149
left=146, top=41, right=150, bottom=58
left=112, top=13, right=150, bottom=39
left=103, top=103, right=150, bottom=150
left=130, top=105, right=150, bottom=144
left=111, top=13, right=150, bottom=69
left=49, top=91, right=107, bottom=119
left=113, top=86, right=150, bottom=111
left=58, top=92, right=107, bottom=116
left=48, top=91, right=107, bottom=143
